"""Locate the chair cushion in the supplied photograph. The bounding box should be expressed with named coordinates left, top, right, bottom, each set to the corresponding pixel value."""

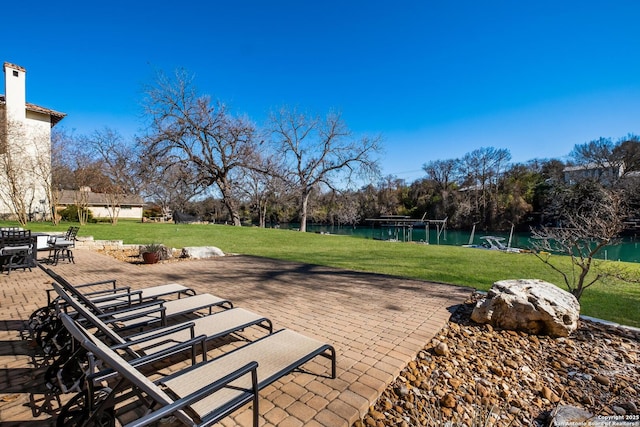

left=2, top=245, right=31, bottom=253
left=52, top=240, right=74, bottom=247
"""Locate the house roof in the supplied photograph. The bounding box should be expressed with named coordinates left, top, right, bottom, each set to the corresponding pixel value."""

left=0, top=94, right=66, bottom=127
left=58, top=189, right=145, bottom=206
left=562, top=161, right=620, bottom=172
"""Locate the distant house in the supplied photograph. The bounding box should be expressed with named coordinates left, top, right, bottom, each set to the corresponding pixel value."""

left=0, top=62, right=66, bottom=219
left=563, top=162, right=625, bottom=186
left=57, top=187, right=145, bottom=220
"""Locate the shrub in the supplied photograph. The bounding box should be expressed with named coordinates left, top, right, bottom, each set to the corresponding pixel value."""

left=59, top=205, right=94, bottom=223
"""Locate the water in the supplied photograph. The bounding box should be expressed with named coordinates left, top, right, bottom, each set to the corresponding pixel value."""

left=291, top=224, right=640, bottom=264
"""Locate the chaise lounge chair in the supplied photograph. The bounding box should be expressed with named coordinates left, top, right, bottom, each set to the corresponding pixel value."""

left=52, top=282, right=273, bottom=362
left=60, top=311, right=336, bottom=427
left=42, top=267, right=232, bottom=330
left=32, top=272, right=196, bottom=336
left=44, top=277, right=197, bottom=307
left=46, top=282, right=272, bottom=393
left=59, top=312, right=260, bottom=427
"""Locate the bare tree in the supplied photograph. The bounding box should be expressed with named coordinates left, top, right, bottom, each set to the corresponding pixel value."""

left=82, top=128, right=143, bottom=225
left=48, top=128, right=77, bottom=224
left=267, top=107, right=381, bottom=232
left=614, top=135, right=640, bottom=173
left=142, top=162, right=203, bottom=220
left=331, top=191, right=360, bottom=226
left=0, top=120, right=40, bottom=225
left=235, top=164, right=287, bottom=228
left=458, top=147, right=511, bottom=227
left=530, top=181, right=628, bottom=300
left=74, top=188, right=90, bottom=225
left=570, top=135, right=640, bottom=185
left=31, top=135, right=58, bottom=223
left=55, top=129, right=112, bottom=194
left=84, top=128, right=143, bottom=194
left=423, top=158, right=459, bottom=217
left=0, top=145, right=31, bottom=225
left=50, top=128, right=79, bottom=185
left=376, top=175, right=404, bottom=216
left=102, top=186, right=122, bottom=225
left=140, top=70, right=259, bottom=226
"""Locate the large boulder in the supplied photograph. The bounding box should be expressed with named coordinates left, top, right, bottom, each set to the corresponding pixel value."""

left=181, top=246, right=225, bottom=259
left=471, top=279, right=580, bottom=337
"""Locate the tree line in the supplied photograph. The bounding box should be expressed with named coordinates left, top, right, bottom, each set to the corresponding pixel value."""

left=48, top=69, right=640, bottom=233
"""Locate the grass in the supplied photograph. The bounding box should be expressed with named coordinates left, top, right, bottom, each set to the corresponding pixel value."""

left=14, top=220, right=640, bottom=327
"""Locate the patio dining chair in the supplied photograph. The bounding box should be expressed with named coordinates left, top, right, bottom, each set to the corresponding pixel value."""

left=0, top=229, right=33, bottom=274
left=47, top=226, right=79, bottom=265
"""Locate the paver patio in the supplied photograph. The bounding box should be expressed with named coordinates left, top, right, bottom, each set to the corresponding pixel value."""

left=0, top=248, right=472, bottom=426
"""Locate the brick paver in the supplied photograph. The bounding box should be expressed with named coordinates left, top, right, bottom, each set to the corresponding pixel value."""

left=0, top=248, right=472, bottom=426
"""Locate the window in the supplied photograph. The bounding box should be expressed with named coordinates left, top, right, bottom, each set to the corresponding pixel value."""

left=12, top=70, right=18, bottom=77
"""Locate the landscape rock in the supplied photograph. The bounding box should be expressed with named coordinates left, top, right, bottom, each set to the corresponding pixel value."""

left=550, top=405, right=594, bottom=426
left=181, top=246, right=225, bottom=259
left=471, top=279, right=580, bottom=337
left=613, top=406, right=626, bottom=416
left=620, top=401, right=638, bottom=414
left=593, top=374, right=610, bottom=386
left=434, top=341, right=450, bottom=356
left=441, top=393, right=456, bottom=408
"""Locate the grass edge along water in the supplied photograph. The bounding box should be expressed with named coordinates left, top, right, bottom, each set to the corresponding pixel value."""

left=12, top=220, right=640, bottom=328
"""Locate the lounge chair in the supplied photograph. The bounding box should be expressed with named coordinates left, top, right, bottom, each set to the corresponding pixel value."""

left=52, top=282, right=272, bottom=362
left=29, top=268, right=235, bottom=359
left=41, top=267, right=232, bottom=330
left=60, top=312, right=335, bottom=427
left=29, top=278, right=191, bottom=354
left=43, top=277, right=196, bottom=309
left=33, top=273, right=195, bottom=331
left=59, top=313, right=260, bottom=427
left=45, top=282, right=272, bottom=393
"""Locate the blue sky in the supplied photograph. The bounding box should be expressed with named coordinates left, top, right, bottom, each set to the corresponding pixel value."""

left=3, top=1, right=639, bottom=182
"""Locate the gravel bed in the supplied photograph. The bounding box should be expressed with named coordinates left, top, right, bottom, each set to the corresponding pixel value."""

left=354, top=294, right=639, bottom=427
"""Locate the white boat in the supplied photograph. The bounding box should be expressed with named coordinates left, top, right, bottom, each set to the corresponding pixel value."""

left=462, top=236, right=523, bottom=253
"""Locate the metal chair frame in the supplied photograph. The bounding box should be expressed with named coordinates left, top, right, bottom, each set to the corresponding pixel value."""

left=47, top=226, right=79, bottom=265
left=0, top=229, right=33, bottom=274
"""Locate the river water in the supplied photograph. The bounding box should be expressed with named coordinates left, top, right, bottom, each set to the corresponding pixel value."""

left=293, top=224, right=640, bottom=264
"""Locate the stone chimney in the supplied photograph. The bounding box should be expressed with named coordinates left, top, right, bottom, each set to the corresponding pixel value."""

left=3, top=62, right=26, bottom=122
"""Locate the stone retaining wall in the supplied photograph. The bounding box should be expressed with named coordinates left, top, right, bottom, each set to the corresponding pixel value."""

left=75, top=236, right=139, bottom=251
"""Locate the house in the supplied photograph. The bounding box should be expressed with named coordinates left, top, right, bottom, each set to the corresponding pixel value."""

left=0, top=62, right=65, bottom=220
left=562, top=162, right=624, bottom=186
left=57, top=187, right=145, bottom=221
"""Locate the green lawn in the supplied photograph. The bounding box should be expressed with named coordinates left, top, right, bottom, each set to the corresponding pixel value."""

left=14, top=220, right=640, bottom=327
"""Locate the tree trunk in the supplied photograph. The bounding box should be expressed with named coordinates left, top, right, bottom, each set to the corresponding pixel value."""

left=259, top=202, right=266, bottom=228
left=218, top=179, right=242, bottom=226
left=299, top=191, right=311, bottom=232
left=573, top=265, right=590, bottom=301
left=224, top=199, right=241, bottom=226
left=571, top=287, right=584, bottom=301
